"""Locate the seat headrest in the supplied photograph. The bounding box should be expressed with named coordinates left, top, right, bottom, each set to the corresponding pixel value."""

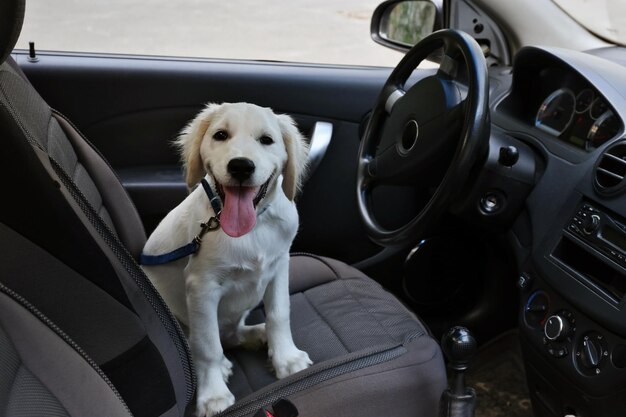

left=0, top=0, right=25, bottom=64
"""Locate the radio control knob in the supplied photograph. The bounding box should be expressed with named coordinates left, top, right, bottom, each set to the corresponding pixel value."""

left=582, top=214, right=600, bottom=235
left=544, top=314, right=571, bottom=342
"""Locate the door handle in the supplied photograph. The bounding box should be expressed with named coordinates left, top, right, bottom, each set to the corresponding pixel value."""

left=306, top=121, right=333, bottom=180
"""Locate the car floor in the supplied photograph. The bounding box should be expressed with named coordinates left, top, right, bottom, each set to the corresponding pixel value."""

left=465, top=329, right=534, bottom=417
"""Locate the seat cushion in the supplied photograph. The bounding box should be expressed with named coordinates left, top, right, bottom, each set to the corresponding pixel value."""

left=218, top=254, right=447, bottom=417
left=0, top=289, right=133, bottom=417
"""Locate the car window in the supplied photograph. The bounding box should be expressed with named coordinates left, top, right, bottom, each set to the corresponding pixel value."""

left=552, top=0, right=626, bottom=46
left=15, top=0, right=409, bottom=67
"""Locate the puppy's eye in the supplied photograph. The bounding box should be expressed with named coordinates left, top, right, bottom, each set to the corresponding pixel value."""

left=213, top=130, right=228, bottom=141
left=259, top=135, right=274, bottom=145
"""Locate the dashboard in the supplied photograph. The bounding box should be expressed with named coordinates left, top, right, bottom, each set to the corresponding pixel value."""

left=485, top=46, right=626, bottom=417
left=497, top=48, right=624, bottom=154
left=535, top=86, right=620, bottom=151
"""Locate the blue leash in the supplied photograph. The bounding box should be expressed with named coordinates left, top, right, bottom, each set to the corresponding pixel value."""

left=140, top=178, right=221, bottom=265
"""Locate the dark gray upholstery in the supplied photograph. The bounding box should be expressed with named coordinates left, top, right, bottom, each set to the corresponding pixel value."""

left=0, top=0, right=24, bottom=64
left=0, top=223, right=146, bottom=365
left=54, top=113, right=147, bottom=258
left=1, top=56, right=192, bottom=417
left=0, top=291, right=133, bottom=417
left=5, top=366, right=69, bottom=417
left=0, top=61, right=147, bottom=255
left=219, top=254, right=446, bottom=417
left=1, top=328, right=69, bottom=417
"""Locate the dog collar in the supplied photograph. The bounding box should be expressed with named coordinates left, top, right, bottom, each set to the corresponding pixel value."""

left=139, top=178, right=270, bottom=266
left=201, top=178, right=222, bottom=218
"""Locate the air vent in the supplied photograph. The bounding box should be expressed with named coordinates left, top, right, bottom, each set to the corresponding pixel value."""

left=595, top=141, right=626, bottom=194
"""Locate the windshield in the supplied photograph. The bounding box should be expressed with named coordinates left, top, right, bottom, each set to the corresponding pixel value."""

left=553, top=0, right=626, bottom=46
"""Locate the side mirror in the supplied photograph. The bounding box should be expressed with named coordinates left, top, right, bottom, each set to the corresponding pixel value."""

left=371, top=0, right=443, bottom=52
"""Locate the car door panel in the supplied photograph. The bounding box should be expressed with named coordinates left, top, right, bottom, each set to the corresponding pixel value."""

left=15, top=52, right=421, bottom=264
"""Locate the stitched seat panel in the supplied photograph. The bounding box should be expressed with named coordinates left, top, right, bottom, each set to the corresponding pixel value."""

left=0, top=326, right=69, bottom=417
left=48, top=117, right=78, bottom=176
left=0, top=67, right=116, bottom=234
left=225, top=254, right=429, bottom=400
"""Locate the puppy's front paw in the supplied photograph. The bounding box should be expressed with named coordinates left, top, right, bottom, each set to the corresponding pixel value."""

left=195, top=355, right=235, bottom=416
left=196, top=388, right=235, bottom=417
left=272, top=349, right=313, bottom=379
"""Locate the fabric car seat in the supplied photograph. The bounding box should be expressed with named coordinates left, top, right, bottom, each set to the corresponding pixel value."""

left=0, top=1, right=447, bottom=416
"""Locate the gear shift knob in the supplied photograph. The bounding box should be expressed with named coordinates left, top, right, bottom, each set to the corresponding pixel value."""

left=438, top=327, right=477, bottom=417
left=441, top=326, right=477, bottom=371
left=441, top=326, right=477, bottom=397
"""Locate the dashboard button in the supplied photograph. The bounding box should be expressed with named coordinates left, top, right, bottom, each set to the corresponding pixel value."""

left=568, top=223, right=581, bottom=234
left=582, top=214, right=600, bottom=235
left=498, top=146, right=519, bottom=167
left=518, top=273, right=533, bottom=290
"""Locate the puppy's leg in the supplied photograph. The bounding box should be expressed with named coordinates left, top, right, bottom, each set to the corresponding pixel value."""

left=264, top=254, right=312, bottom=379
left=187, top=274, right=234, bottom=417
left=236, top=311, right=267, bottom=349
left=222, top=311, right=267, bottom=350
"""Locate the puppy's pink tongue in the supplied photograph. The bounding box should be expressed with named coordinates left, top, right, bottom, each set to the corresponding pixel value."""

left=220, top=186, right=259, bottom=237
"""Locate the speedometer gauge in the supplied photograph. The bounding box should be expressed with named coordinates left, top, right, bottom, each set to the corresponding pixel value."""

left=575, top=89, right=594, bottom=113
left=590, top=99, right=609, bottom=119
left=535, top=88, right=576, bottom=136
left=588, top=111, right=621, bottom=149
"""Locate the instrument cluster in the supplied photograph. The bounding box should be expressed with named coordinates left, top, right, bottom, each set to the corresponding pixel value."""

left=535, top=87, right=621, bottom=151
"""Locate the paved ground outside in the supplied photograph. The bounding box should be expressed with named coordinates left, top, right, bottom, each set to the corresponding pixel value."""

left=16, top=0, right=406, bottom=67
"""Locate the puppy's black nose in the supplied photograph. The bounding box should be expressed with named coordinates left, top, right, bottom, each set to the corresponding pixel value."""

left=227, top=157, right=255, bottom=182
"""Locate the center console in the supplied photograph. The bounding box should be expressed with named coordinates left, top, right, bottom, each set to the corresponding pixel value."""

left=519, top=199, right=626, bottom=417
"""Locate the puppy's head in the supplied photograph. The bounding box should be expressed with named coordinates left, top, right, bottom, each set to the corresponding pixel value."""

left=176, top=102, right=308, bottom=237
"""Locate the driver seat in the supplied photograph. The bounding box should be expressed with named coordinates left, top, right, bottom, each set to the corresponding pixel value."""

left=0, top=1, right=446, bottom=416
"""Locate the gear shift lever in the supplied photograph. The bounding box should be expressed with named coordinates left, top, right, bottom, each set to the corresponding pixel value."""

left=438, top=326, right=477, bottom=417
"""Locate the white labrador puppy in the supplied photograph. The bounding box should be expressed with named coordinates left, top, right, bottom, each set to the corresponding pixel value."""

left=141, top=102, right=312, bottom=417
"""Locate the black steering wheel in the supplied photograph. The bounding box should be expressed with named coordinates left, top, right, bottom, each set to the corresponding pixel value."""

left=357, top=29, right=490, bottom=247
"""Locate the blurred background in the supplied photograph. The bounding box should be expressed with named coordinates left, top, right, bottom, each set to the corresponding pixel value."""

left=16, top=0, right=407, bottom=66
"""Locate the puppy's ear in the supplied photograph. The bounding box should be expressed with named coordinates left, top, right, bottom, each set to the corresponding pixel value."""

left=278, top=114, right=309, bottom=201
left=175, top=103, right=219, bottom=188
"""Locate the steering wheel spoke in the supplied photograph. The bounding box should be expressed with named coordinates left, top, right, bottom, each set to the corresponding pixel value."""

left=437, top=53, right=460, bottom=80
left=356, top=30, right=490, bottom=247
left=358, top=156, right=377, bottom=184
left=443, top=99, right=466, bottom=135
left=384, top=88, right=406, bottom=114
